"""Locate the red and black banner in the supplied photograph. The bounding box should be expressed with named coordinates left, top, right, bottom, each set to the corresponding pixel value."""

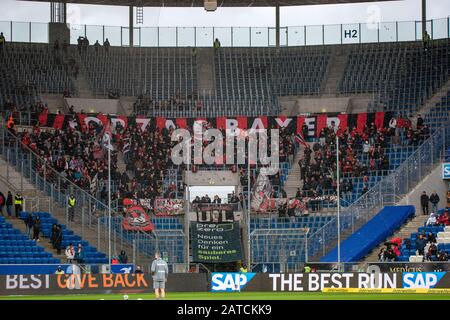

left=36, top=111, right=402, bottom=138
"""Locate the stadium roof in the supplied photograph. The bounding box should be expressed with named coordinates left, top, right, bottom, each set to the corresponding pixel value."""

left=20, top=0, right=400, bottom=7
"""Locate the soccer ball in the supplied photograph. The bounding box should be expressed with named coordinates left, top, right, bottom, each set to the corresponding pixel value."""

left=123, top=294, right=129, bottom=300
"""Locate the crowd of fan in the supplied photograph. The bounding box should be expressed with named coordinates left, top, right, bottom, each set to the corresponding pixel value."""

left=5, top=107, right=433, bottom=218
left=296, top=115, right=431, bottom=201
left=9, top=116, right=122, bottom=206
left=378, top=208, right=450, bottom=262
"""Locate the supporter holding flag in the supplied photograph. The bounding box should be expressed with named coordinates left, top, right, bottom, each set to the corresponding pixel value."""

left=294, top=132, right=308, bottom=147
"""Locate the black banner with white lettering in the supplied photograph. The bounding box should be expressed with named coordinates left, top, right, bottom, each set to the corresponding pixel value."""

left=191, top=222, right=243, bottom=263
left=36, top=112, right=402, bottom=139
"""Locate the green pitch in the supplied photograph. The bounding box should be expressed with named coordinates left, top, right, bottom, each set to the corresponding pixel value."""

left=0, top=292, right=450, bottom=300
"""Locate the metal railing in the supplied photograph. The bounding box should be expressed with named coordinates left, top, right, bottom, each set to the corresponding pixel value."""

left=307, top=122, right=450, bottom=262
left=0, top=17, right=449, bottom=47
left=0, top=126, right=184, bottom=268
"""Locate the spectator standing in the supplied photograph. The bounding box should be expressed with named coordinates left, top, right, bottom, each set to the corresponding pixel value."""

left=32, top=216, right=41, bottom=242
left=429, top=191, right=440, bottom=213
left=50, top=223, right=58, bottom=248
left=65, top=243, right=75, bottom=263
left=103, top=38, right=110, bottom=52
left=212, top=195, right=221, bottom=204
left=118, top=250, right=128, bottom=264
left=213, top=38, right=221, bottom=49
left=6, top=191, right=12, bottom=217
left=55, top=225, right=63, bottom=255
left=14, top=192, right=23, bottom=218
left=93, top=40, right=100, bottom=54
left=25, top=212, right=33, bottom=238
left=74, top=243, right=84, bottom=264
left=415, top=234, right=427, bottom=256
left=68, top=194, right=76, bottom=222
left=420, top=191, right=429, bottom=215
left=0, top=32, right=5, bottom=50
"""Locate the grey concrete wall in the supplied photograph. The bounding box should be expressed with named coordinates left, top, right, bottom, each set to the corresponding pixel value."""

left=399, top=163, right=449, bottom=214
left=48, top=23, right=70, bottom=45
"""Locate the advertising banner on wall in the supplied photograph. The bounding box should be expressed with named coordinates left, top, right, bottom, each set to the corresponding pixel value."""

left=0, top=273, right=208, bottom=295
left=191, top=222, right=243, bottom=263
left=0, top=264, right=135, bottom=275
left=210, top=272, right=450, bottom=292
left=442, top=163, right=450, bottom=179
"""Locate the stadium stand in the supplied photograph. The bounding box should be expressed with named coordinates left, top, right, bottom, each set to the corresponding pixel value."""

left=0, top=215, right=59, bottom=264
left=396, top=208, right=450, bottom=262
left=19, top=211, right=108, bottom=264
left=0, top=21, right=449, bottom=271
left=340, top=40, right=450, bottom=117
left=320, top=205, right=415, bottom=262
left=0, top=43, right=75, bottom=104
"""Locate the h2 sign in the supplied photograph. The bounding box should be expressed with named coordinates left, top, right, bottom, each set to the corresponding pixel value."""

left=442, top=163, right=450, bottom=179
left=211, top=273, right=256, bottom=292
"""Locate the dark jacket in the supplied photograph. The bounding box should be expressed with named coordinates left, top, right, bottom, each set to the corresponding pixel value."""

left=420, top=194, right=429, bottom=206
left=415, top=237, right=427, bottom=251
left=25, top=214, right=34, bottom=227
left=33, top=218, right=41, bottom=230
left=429, top=193, right=440, bottom=205
left=118, top=252, right=128, bottom=264
left=6, top=193, right=12, bottom=206
left=74, top=249, right=84, bottom=262
left=55, top=228, right=63, bottom=248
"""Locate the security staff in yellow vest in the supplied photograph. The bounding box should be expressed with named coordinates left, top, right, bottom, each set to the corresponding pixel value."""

left=14, top=193, right=23, bottom=218
left=68, top=195, right=76, bottom=222
left=239, top=264, right=248, bottom=273
left=55, top=266, right=65, bottom=274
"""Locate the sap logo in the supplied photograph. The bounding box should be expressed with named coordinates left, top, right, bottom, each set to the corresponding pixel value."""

left=211, top=273, right=256, bottom=292
left=442, top=163, right=450, bottom=179
left=402, top=272, right=446, bottom=288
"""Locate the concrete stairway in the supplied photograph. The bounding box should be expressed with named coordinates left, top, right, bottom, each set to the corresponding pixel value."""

left=0, top=159, right=37, bottom=197
left=418, top=78, right=450, bottom=115
left=283, top=146, right=304, bottom=198
left=196, top=48, right=216, bottom=95
left=0, top=157, right=152, bottom=267
left=70, top=51, right=93, bottom=98
left=322, top=47, right=350, bottom=95
left=362, top=214, right=428, bottom=262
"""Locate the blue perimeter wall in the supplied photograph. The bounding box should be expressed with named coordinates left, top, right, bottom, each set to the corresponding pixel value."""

left=320, top=205, right=415, bottom=262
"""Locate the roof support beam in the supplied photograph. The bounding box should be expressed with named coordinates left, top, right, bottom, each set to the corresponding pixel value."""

left=50, top=2, right=67, bottom=23
left=129, top=5, right=134, bottom=47
left=275, top=3, right=280, bottom=47
left=421, top=0, right=427, bottom=41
